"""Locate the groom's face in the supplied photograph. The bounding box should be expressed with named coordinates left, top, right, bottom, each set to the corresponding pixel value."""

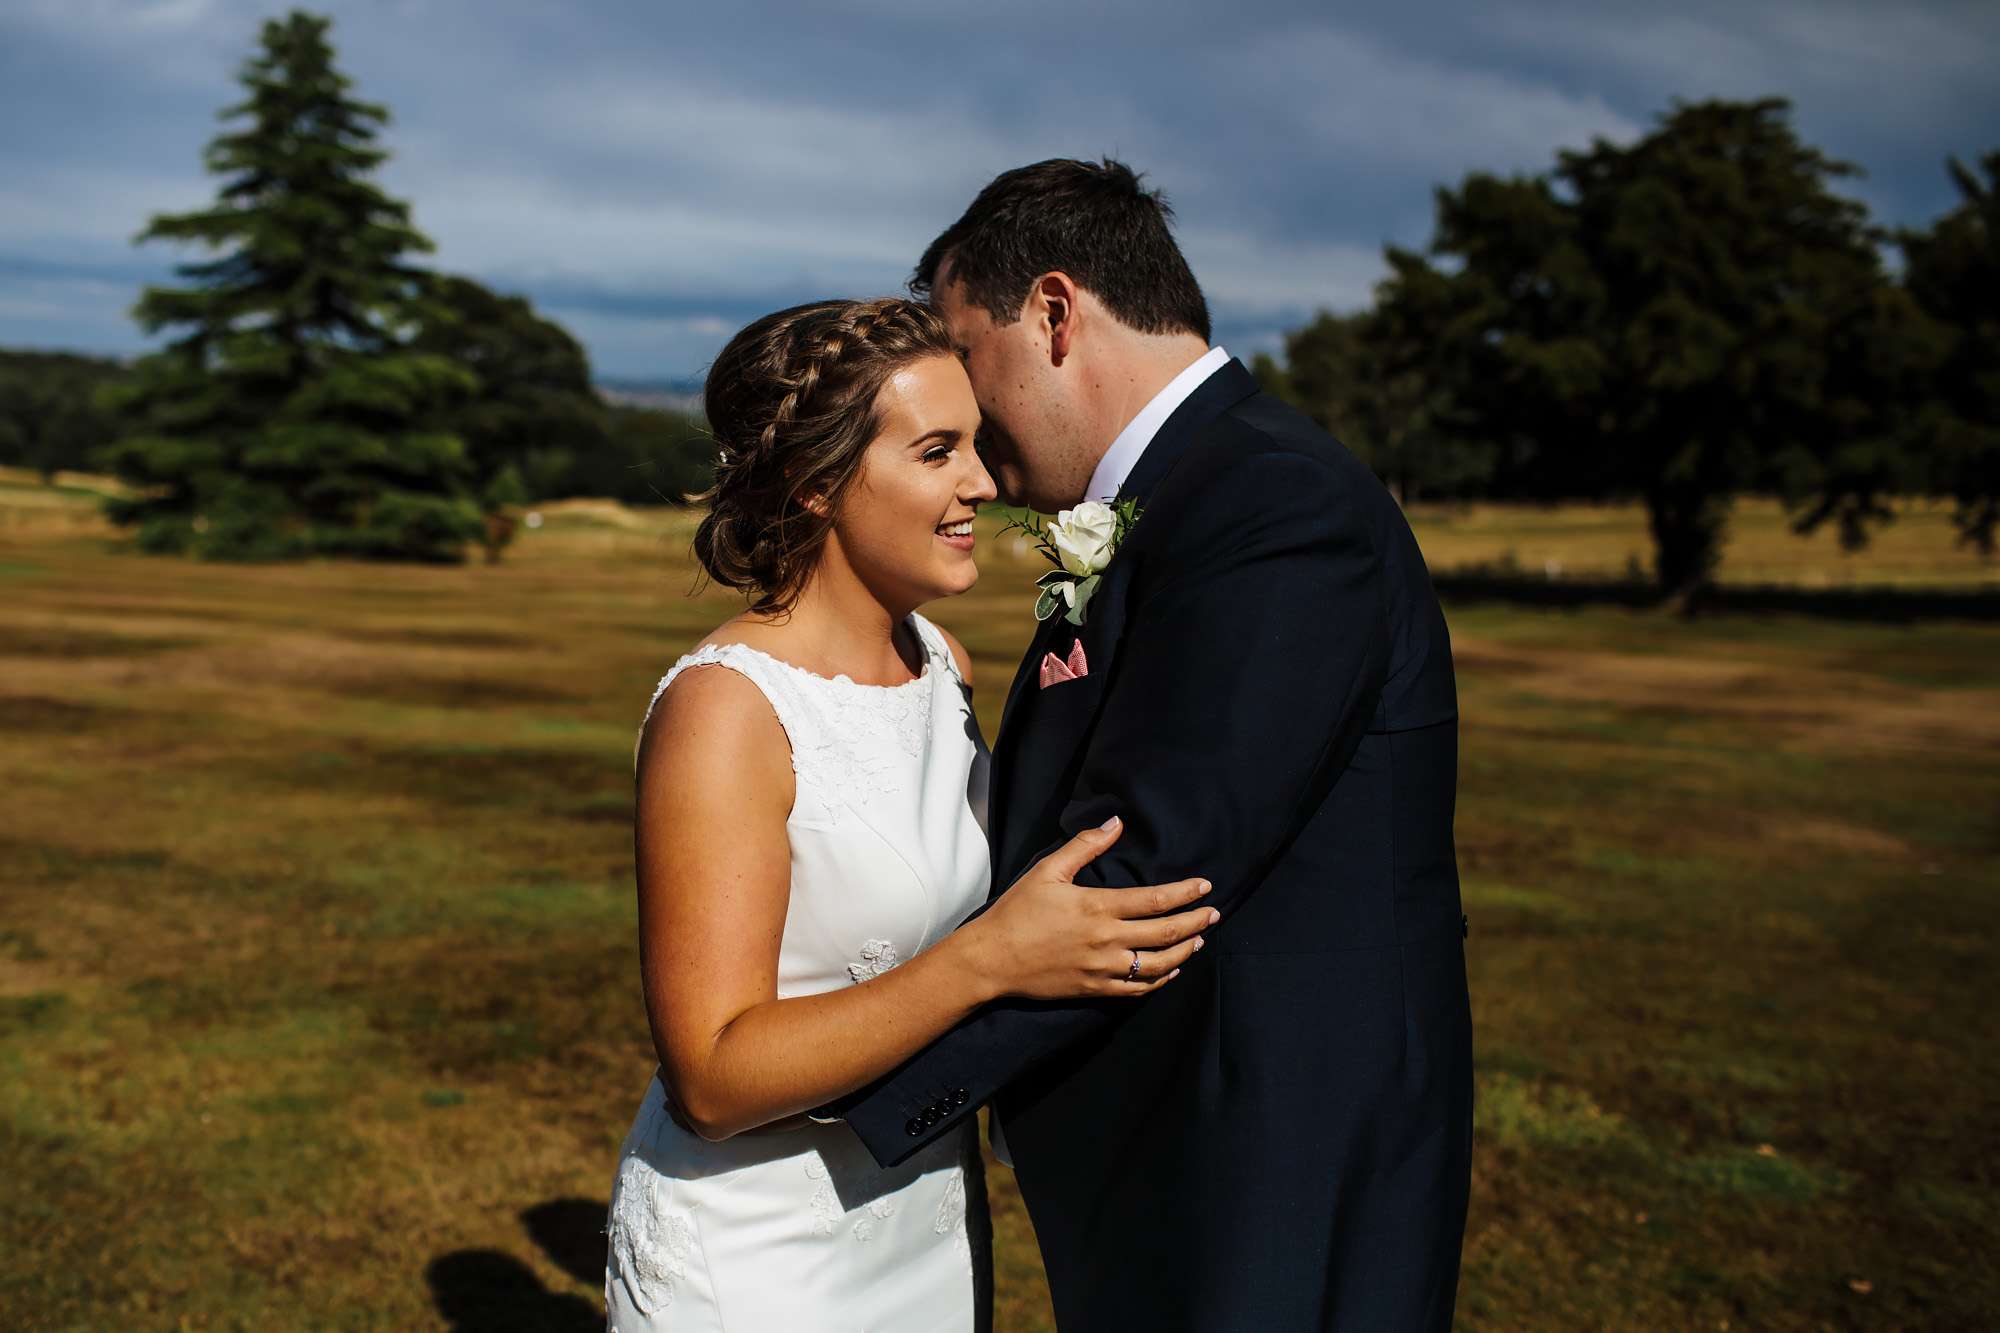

left=930, top=262, right=1087, bottom=513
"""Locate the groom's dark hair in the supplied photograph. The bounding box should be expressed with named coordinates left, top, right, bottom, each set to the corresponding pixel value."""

left=914, top=158, right=1211, bottom=342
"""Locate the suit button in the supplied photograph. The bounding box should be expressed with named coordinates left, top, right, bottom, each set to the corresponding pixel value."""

left=905, top=1118, right=922, bottom=1137
left=951, top=1089, right=969, bottom=1105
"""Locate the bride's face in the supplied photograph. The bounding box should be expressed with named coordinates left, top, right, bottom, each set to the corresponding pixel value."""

left=827, top=354, right=996, bottom=608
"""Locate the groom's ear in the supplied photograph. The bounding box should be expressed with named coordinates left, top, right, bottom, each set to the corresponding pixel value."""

left=1035, top=272, right=1079, bottom=366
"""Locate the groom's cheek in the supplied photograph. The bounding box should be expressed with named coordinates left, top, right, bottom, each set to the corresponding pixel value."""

left=985, top=459, right=1026, bottom=507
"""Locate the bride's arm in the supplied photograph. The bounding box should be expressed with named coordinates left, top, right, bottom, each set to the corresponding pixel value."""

left=635, top=663, right=1209, bottom=1143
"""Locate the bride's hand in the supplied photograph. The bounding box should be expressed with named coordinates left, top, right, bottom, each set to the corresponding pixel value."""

left=961, top=816, right=1215, bottom=1001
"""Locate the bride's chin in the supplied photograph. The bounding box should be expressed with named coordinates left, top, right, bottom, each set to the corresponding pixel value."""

left=920, top=565, right=980, bottom=600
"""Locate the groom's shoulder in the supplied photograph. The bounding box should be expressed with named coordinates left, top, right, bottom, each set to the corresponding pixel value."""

left=1228, top=388, right=1382, bottom=492
left=1158, top=388, right=1386, bottom=527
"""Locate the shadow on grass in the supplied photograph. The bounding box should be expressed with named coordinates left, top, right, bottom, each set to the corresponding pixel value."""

left=426, top=1198, right=606, bottom=1332
left=1433, top=570, right=2000, bottom=622
left=522, top=1198, right=610, bottom=1289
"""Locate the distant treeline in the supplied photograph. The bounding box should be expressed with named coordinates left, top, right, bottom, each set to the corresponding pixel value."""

left=0, top=350, right=128, bottom=483
left=0, top=344, right=713, bottom=509
left=1256, top=99, right=1997, bottom=596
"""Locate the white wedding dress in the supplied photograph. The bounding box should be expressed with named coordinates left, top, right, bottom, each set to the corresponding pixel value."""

left=606, top=612, right=994, bottom=1331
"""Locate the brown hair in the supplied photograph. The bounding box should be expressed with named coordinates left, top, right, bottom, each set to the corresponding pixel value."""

left=914, top=157, right=1211, bottom=341
left=693, top=298, right=956, bottom=614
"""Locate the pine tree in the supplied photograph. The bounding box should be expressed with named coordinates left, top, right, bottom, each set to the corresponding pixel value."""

left=102, top=9, right=481, bottom=561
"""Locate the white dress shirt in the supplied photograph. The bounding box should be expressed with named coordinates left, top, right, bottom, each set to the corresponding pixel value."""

left=1083, top=345, right=1232, bottom=502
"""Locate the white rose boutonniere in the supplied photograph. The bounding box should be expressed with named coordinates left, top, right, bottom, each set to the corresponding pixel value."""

left=1002, top=498, right=1142, bottom=625
left=1049, top=501, right=1118, bottom=576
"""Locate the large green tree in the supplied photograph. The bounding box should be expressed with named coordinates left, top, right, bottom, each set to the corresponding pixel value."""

left=102, top=10, right=481, bottom=561
left=1255, top=249, right=1493, bottom=503
left=1392, top=99, right=1927, bottom=596
left=408, top=273, right=613, bottom=556
left=581, top=405, right=716, bottom=507
left=1902, top=152, right=2000, bottom=553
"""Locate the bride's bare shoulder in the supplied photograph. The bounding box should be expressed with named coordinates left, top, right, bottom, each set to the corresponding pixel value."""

left=638, top=619, right=791, bottom=784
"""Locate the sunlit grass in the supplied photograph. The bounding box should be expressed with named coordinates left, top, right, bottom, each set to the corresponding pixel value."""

left=2, top=473, right=1995, bottom=1329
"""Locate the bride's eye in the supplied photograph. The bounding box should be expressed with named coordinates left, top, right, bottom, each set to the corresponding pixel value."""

left=922, top=444, right=953, bottom=465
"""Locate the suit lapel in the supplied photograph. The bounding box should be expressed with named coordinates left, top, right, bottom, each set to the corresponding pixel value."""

left=987, top=610, right=1066, bottom=877
left=985, top=357, right=1262, bottom=887
left=996, top=608, right=1064, bottom=762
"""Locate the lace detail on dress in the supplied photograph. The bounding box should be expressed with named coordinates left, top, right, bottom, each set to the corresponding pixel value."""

left=933, top=1170, right=967, bottom=1238
left=610, top=1156, right=695, bottom=1313
left=854, top=1196, right=897, bottom=1241
left=911, top=613, right=968, bottom=691
left=804, top=1155, right=839, bottom=1238
left=805, top=1154, right=905, bottom=1243
left=847, top=938, right=901, bottom=983
left=771, top=651, right=933, bottom=782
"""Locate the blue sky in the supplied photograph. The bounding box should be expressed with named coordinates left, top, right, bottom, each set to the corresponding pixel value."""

left=3, top=0, right=1996, bottom=379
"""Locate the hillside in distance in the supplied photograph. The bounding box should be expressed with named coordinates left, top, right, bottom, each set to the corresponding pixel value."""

left=597, top=376, right=705, bottom=415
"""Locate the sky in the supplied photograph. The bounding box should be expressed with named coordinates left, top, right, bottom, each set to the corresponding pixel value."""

left=3, top=0, right=1997, bottom=380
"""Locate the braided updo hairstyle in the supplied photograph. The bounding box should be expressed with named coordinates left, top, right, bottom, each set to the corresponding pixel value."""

left=694, top=298, right=958, bottom=614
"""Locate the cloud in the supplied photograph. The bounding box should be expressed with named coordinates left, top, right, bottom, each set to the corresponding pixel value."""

left=2, top=0, right=1994, bottom=375
left=0, top=271, right=151, bottom=356
left=1179, top=226, right=1385, bottom=316
left=1222, top=24, right=1644, bottom=177
left=3, top=166, right=212, bottom=251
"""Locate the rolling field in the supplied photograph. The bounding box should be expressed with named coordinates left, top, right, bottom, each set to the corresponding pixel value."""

left=2, top=471, right=1996, bottom=1330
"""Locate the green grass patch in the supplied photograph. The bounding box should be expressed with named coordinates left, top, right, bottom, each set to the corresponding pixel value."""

left=1673, top=1146, right=1854, bottom=1202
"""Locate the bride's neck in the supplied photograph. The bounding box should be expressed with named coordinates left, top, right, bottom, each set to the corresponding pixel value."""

left=748, top=555, right=919, bottom=682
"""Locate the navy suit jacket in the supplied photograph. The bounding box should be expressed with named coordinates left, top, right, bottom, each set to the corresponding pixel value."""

left=826, top=359, right=1473, bottom=1330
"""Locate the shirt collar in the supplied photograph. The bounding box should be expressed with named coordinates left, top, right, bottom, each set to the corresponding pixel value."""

left=1083, top=345, right=1231, bottom=503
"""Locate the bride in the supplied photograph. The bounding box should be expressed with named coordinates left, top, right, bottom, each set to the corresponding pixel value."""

left=607, top=298, right=1216, bottom=1331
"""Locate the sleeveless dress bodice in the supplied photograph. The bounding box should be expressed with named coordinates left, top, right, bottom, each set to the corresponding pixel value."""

left=606, top=612, right=993, bottom=1331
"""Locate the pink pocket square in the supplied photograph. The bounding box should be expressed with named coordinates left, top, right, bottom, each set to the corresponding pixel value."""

left=1039, top=639, right=1089, bottom=689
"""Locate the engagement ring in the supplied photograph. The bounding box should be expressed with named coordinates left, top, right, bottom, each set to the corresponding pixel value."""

left=1127, top=951, right=1143, bottom=981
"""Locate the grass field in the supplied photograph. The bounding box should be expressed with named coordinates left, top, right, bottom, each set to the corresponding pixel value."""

left=2, top=470, right=1996, bottom=1330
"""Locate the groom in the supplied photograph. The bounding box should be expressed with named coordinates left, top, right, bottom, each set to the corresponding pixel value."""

left=825, top=159, right=1473, bottom=1329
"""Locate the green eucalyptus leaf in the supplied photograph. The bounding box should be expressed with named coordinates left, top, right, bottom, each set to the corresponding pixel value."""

left=1034, top=587, right=1059, bottom=621
left=1064, top=575, right=1100, bottom=625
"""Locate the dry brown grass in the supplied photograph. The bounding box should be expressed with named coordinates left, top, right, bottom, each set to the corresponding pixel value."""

left=2, top=473, right=1995, bottom=1330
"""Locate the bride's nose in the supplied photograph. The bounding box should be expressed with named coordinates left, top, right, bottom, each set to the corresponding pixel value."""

left=962, top=453, right=998, bottom=505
